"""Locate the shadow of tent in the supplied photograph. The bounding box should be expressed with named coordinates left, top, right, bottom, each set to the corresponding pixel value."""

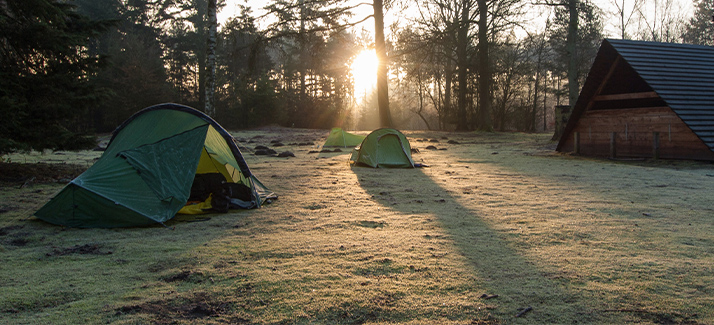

left=351, top=166, right=593, bottom=323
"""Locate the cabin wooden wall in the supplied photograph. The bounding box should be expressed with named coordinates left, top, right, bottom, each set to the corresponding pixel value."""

left=560, top=107, right=714, bottom=160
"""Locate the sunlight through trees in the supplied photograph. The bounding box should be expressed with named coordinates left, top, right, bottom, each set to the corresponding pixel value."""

left=0, top=0, right=705, bottom=152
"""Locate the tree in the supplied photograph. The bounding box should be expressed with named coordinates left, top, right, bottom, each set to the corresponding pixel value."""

left=205, top=0, right=218, bottom=117
left=609, top=0, right=643, bottom=39
left=538, top=0, right=581, bottom=114
left=261, top=0, right=366, bottom=128
left=633, top=0, right=687, bottom=42
left=547, top=0, right=603, bottom=106
left=409, top=0, right=461, bottom=129
left=0, top=0, right=112, bottom=153
left=545, top=0, right=602, bottom=139
left=475, top=0, right=492, bottom=131
left=683, top=0, right=714, bottom=45
left=455, top=0, right=472, bottom=131
left=491, top=41, right=529, bottom=130
left=566, top=0, right=579, bottom=111
left=392, top=27, right=439, bottom=129
left=217, top=9, right=278, bottom=128
left=374, top=0, right=394, bottom=127
left=76, top=0, right=176, bottom=131
left=525, top=28, right=551, bottom=132
left=402, top=0, right=524, bottom=130
left=406, top=0, right=472, bottom=130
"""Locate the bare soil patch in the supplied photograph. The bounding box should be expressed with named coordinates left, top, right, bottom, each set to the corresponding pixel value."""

left=45, top=243, right=113, bottom=257
left=115, top=292, right=240, bottom=324
left=0, top=162, right=86, bottom=184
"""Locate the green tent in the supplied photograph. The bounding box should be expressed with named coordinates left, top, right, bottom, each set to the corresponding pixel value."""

left=350, top=128, right=415, bottom=168
left=322, top=127, right=365, bottom=147
left=34, top=103, right=275, bottom=228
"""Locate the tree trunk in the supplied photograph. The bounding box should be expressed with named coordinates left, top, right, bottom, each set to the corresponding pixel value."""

left=416, top=81, right=433, bottom=130
left=455, top=0, right=470, bottom=131
left=444, top=48, right=453, bottom=130
left=531, top=39, right=543, bottom=132
left=299, top=0, right=307, bottom=113
left=204, top=0, right=217, bottom=117
left=567, top=0, right=579, bottom=110
left=543, top=71, right=548, bottom=131
left=476, top=0, right=492, bottom=131
left=374, top=0, right=392, bottom=128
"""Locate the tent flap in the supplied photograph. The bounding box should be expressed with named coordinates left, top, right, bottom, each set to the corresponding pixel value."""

left=117, top=125, right=209, bottom=203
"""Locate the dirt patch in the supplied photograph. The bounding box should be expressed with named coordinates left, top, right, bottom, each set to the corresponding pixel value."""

left=0, top=226, right=32, bottom=247
left=116, top=292, right=243, bottom=324
left=7, top=236, right=30, bottom=247
left=0, top=162, right=86, bottom=184
left=0, top=225, right=23, bottom=236
left=160, top=270, right=206, bottom=283
left=356, top=220, right=386, bottom=228
left=0, top=206, right=19, bottom=214
left=46, top=244, right=112, bottom=256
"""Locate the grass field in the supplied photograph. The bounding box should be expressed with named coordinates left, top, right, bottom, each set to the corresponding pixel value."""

left=1, top=128, right=713, bottom=324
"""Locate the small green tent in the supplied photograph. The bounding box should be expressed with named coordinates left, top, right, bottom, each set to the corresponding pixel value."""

left=34, top=103, right=275, bottom=228
left=322, top=127, right=365, bottom=147
left=350, top=128, right=415, bottom=168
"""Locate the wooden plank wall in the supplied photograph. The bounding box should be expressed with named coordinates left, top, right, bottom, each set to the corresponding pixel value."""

left=560, top=107, right=714, bottom=160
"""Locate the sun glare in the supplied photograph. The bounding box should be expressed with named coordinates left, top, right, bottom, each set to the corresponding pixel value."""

left=350, top=50, right=379, bottom=97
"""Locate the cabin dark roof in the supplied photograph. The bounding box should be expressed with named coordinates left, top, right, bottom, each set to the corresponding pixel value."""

left=557, top=39, right=714, bottom=151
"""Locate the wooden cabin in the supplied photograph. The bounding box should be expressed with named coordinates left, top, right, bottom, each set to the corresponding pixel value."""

left=557, top=39, right=714, bottom=161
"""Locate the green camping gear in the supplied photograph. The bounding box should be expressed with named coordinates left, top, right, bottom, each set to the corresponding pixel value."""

left=322, top=127, right=365, bottom=147
left=350, top=128, right=415, bottom=168
left=34, top=103, right=276, bottom=228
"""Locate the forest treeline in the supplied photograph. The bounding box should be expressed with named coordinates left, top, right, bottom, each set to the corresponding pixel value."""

left=1, top=0, right=712, bottom=154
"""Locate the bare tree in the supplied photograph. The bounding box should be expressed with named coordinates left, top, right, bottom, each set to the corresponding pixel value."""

left=610, top=0, right=643, bottom=39
left=410, top=0, right=460, bottom=129
left=634, top=0, right=687, bottom=42
left=527, top=29, right=549, bottom=132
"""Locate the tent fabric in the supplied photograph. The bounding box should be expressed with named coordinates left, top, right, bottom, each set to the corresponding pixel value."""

left=34, top=103, right=276, bottom=228
left=350, top=128, right=415, bottom=168
left=323, top=128, right=366, bottom=147
left=117, top=125, right=208, bottom=203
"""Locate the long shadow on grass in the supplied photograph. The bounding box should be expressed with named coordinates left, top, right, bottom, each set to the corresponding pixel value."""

left=352, top=165, right=598, bottom=324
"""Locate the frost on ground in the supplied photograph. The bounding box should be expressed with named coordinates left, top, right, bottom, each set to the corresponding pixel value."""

left=1, top=127, right=712, bottom=324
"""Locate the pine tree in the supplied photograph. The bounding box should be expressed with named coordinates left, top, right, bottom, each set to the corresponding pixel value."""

left=682, top=0, right=714, bottom=45
left=0, top=0, right=112, bottom=154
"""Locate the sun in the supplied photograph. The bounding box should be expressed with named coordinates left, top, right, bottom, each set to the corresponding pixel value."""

left=350, top=49, right=379, bottom=97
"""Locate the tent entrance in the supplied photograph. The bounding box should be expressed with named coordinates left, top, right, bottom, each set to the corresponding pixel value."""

left=376, top=134, right=411, bottom=168
left=196, top=147, right=244, bottom=184
left=181, top=139, right=258, bottom=214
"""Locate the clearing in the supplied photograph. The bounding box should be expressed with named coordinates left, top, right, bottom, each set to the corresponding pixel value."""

left=1, top=128, right=712, bottom=324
